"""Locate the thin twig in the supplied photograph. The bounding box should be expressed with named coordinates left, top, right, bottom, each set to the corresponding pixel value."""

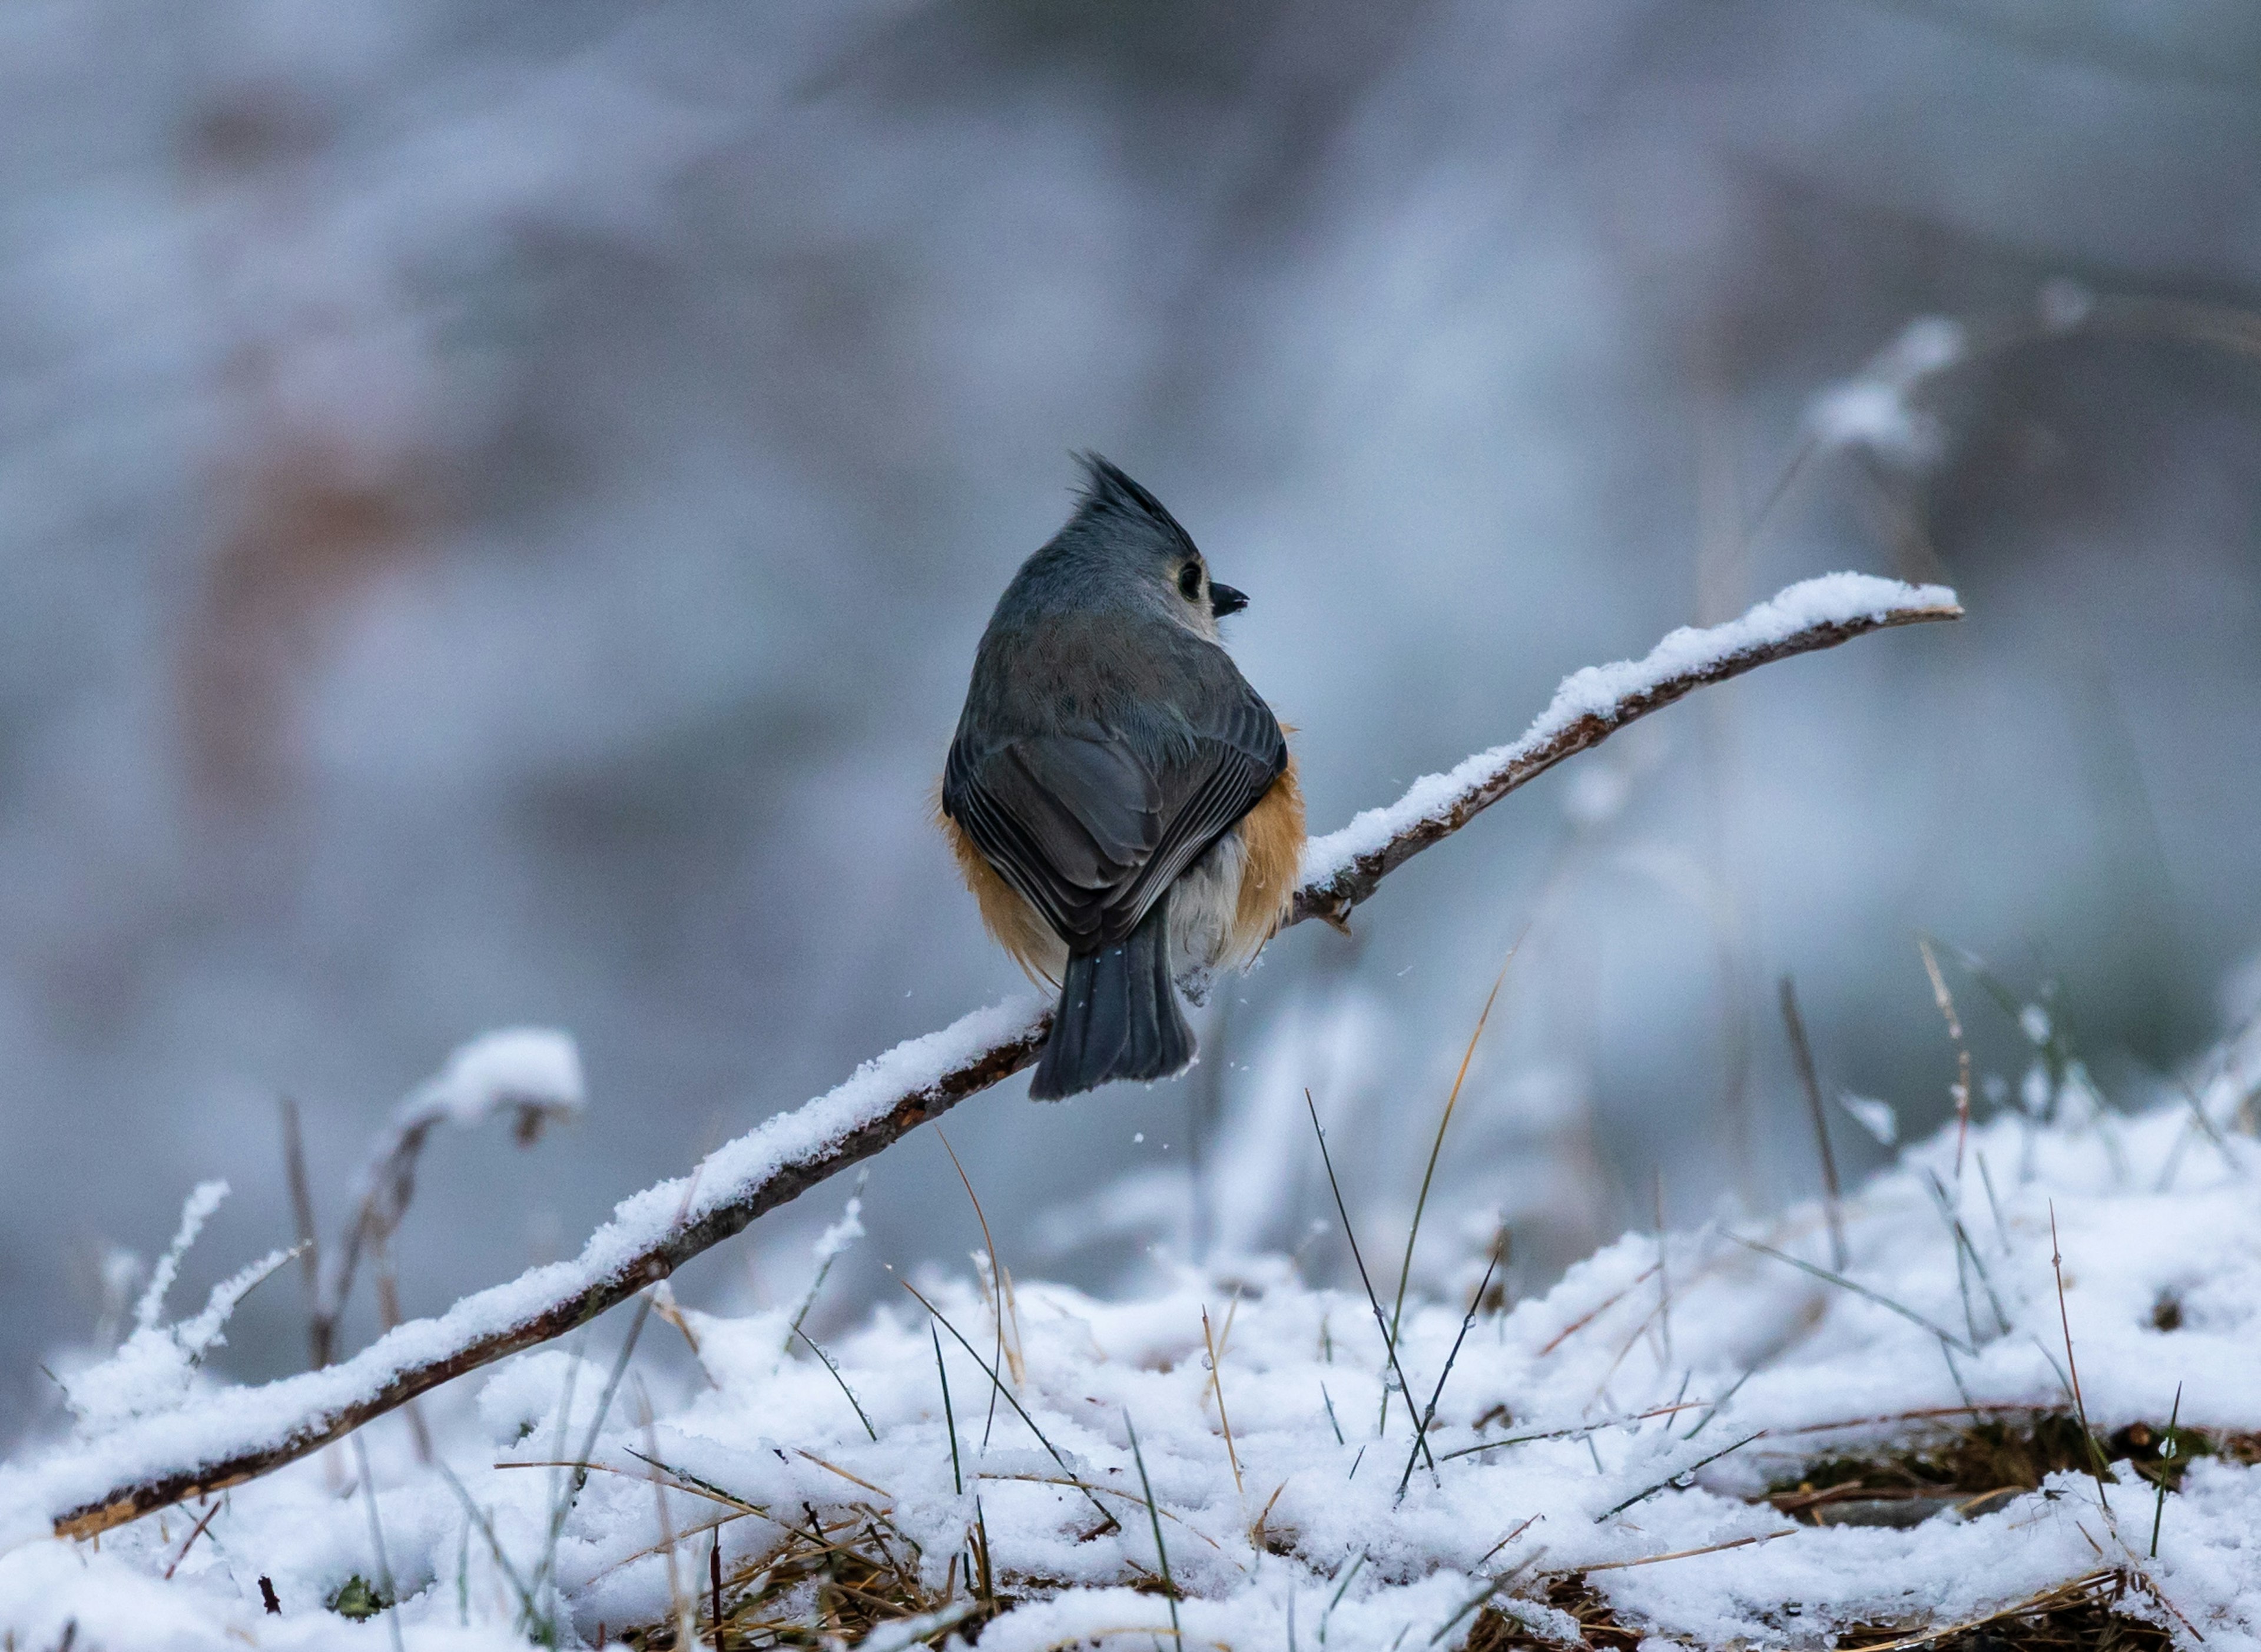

left=1536, top=1262, right=1662, bottom=1357
left=41, top=580, right=1961, bottom=1540
left=161, top=1498, right=222, bottom=1581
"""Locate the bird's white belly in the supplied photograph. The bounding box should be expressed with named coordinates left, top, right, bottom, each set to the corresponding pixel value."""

left=1168, top=825, right=1248, bottom=1003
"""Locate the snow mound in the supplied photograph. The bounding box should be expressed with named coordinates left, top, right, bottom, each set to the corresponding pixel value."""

left=3, top=1092, right=2255, bottom=1649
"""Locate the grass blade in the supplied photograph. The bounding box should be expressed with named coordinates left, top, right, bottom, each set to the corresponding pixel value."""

left=349, top=1433, right=406, bottom=1652
left=1388, top=948, right=1517, bottom=1361
left=1125, top=1411, right=1181, bottom=1646
left=1305, top=1092, right=1435, bottom=1471
left=794, top=1325, right=878, bottom=1441
left=1728, top=1233, right=1975, bottom=1354
left=902, top=1279, right=1119, bottom=1534
left=933, top=1325, right=963, bottom=1497
left=1598, top=1430, right=1765, bottom=1519
left=1396, top=1231, right=1506, bottom=1499
left=937, top=1129, right=1019, bottom=1449
left=2151, top=1381, right=2183, bottom=1558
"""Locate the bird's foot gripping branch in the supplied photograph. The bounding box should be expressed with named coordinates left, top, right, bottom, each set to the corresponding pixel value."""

left=8, top=571, right=1958, bottom=1545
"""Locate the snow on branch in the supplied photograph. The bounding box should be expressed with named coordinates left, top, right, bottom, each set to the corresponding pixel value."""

left=8, top=572, right=1958, bottom=1545
left=1294, top=572, right=1960, bottom=926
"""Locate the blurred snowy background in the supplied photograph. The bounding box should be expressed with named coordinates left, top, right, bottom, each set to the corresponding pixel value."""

left=4, top=0, right=2260, bottom=1442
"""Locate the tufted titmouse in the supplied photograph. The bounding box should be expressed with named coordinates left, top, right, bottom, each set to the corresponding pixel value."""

left=940, top=455, right=1305, bottom=1100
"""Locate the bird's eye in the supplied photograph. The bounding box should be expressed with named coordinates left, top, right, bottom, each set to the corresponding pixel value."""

left=1177, top=563, right=1204, bottom=601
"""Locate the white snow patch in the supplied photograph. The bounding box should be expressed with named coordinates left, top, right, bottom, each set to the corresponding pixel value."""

left=408, top=1026, right=586, bottom=1132
left=2, top=1095, right=2254, bottom=1648
left=1838, top=1093, right=1899, bottom=1146
left=0, top=995, right=1048, bottom=1552
left=1806, top=317, right=1967, bottom=464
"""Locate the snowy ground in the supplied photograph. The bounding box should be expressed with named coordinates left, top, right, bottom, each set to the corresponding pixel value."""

left=5, top=1005, right=2258, bottom=1650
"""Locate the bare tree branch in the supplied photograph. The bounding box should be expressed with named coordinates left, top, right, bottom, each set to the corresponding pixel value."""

left=30, top=576, right=1958, bottom=1542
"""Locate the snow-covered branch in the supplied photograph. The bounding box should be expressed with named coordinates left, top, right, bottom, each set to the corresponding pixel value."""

left=10, top=573, right=1958, bottom=1545
left=1293, top=573, right=1961, bottom=925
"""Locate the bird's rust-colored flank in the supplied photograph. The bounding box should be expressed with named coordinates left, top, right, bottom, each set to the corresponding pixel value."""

left=1228, top=752, right=1303, bottom=965
left=936, top=789, right=1067, bottom=986
left=936, top=737, right=1303, bottom=983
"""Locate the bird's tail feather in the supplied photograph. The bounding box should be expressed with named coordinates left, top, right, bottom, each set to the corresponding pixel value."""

left=1029, top=902, right=1192, bottom=1100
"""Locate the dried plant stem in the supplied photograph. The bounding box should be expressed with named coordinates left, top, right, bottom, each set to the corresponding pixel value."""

left=1917, top=937, right=1974, bottom=1177
left=1779, top=976, right=1847, bottom=1269
left=2049, top=1202, right=2113, bottom=1510
left=161, top=1497, right=221, bottom=1581
left=1388, top=946, right=1517, bottom=1363
left=47, top=585, right=1960, bottom=1541
left=278, top=1097, right=321, bottom=1314
left=1572, top=1528, right=1795, bottom=1574
left=936, top=1130, right=1019, bottom=1447
left=1201, top=1309, right=1244, bottom=1499
left=369, top=1246, right=433, bottom=1464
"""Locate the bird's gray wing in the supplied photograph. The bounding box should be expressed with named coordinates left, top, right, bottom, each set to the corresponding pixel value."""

left=1103, top=682, right=1285, bottom=936
left=945, top=735, right=1160, bottom=951
left=944, top=672, right=1285, bottom=951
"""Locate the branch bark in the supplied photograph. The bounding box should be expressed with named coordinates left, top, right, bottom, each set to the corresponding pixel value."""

left=38, top=578, right=1958, bottom=1541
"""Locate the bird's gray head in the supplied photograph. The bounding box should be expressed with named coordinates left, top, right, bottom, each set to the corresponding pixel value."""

left=1019, top=454, right=1249, bottom=639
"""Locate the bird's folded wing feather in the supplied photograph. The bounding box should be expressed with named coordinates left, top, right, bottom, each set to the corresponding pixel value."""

left=945, top=678, right=1286, bottom=952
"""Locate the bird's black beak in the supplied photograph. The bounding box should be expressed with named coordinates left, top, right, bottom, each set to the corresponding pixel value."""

left=1210, top=582, right=1249, bottom=618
